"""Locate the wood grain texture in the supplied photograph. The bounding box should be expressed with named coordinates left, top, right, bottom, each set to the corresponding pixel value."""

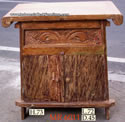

left=2, top=1, right=123, bottom=27
left=63, top=54, right=108, bottom=102
left=22, top=55, right=63, bottom=102
left=25, top=29, right=103, bottom=45
left=22, top=54, right=108, bottom=102
left=101, top=21, right=109, bottom=100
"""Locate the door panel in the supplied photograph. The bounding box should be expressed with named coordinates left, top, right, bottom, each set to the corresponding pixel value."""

left=22, top=55, right=64, bottom=102
left=76, top=54, right=108, bottom=101
left=64, top=54, right=108, bottom=102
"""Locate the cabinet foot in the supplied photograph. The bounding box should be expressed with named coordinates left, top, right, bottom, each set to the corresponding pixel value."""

left=21, top=107, right=26, bottom=120
left=105, top=107, right=110, bottom=120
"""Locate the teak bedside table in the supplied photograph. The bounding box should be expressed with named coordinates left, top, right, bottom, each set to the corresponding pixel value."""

left=2, top=1, right=123, bottom=120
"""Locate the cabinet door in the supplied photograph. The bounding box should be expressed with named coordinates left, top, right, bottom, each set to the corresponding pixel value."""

left=64, top=54, right=108, bottom=102
left=22, top=55, right=64, bottom=102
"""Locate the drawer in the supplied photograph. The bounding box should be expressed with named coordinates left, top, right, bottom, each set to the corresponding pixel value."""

left=24, top=29, right=103, bottom=46
left=21, top=21, right=105, bottom=55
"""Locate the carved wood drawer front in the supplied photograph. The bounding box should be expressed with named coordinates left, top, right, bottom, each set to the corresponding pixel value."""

left=25, top=29, right=103, bottom=46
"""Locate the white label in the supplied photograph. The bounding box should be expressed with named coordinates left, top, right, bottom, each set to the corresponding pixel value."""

left=81, top=115, right=96, bottom=121
left=29, top=109, right=45, bottom=116
left=82, top=108, right=95, bottom=115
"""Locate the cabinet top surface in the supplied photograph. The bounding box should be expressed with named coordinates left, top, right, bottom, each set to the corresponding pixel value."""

left=2, top=1, right=123, bottom=27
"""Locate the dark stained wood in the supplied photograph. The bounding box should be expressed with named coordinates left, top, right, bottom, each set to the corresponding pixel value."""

left=19, top=23, right=24, bottom=100
left=21, top=107, right=26, bottom=120
left=64, top=55, right=108, bottom=102
left=101, top=21, right=109, bottom=100
left=22, top=54, right=108, bottom=103
left=16, top=99, right=115, bottom=108
left=22, top=55, right=64, bottom=102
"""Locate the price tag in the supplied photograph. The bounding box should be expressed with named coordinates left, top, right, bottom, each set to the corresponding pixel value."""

left=29, top=109, right=45, bottom=116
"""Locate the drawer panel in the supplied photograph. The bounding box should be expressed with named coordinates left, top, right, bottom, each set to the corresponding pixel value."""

left=25, top=29, right=103, bottom=45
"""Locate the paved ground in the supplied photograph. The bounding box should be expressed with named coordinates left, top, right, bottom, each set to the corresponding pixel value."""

left=0, top=0, right=125, bottom=122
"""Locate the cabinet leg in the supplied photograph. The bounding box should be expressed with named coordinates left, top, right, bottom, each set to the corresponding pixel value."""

left=21, top=107, right=26, bottom=120
left=105, top=107, right=110, bottom=120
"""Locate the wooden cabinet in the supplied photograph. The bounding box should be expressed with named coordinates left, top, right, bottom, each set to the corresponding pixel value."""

left=2, top=1, right=123, bottom=120
left=21, top=21, right=107, bottom=102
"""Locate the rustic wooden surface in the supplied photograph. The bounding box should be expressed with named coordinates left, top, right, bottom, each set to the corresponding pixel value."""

left=25, top=29, right=103, bottom=45
left=1, top=1, right=122, bottom=120
left=20, top=20, right=108, bottom=103
left=64, top=54, right=108, bottom=102
left=1, top=15, right=116, bottom=120
left=2, top=1, right=123, bottom=27
left=22, top=45, right=104, bottom=55
left=21, top=107, right=26, bottom=120
left=17, top=20, right=113, bottom=120
left=20, top=21, right=101, bottom=29
left=21, top=54, right=108, bottom=102
left=22, top=55, right=63, bottom=102
left=16, top=99, right=115, bottom=108
left=23, top=28, right=104, bottom=55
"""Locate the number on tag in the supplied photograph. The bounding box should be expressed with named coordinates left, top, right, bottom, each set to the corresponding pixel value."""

left=29, top=109, right=45, bottom=116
